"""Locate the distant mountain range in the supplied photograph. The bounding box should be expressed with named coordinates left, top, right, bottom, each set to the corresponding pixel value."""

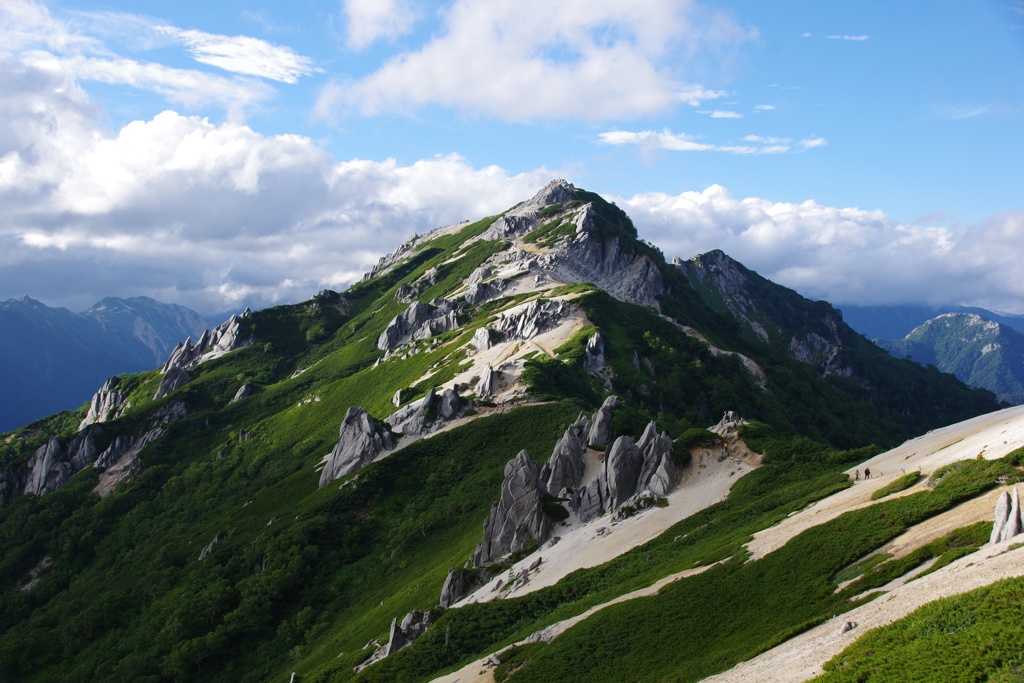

left=0, top=296, right=215, bottom=431
left=840, top=303, right=1024, bottom=340
left=875, top=312, right=1024, bottom=405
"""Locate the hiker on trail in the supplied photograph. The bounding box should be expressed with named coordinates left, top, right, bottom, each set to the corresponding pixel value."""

left=855, top=469, right=860, bottom=481
left=864, top=468, right=871, bottom=479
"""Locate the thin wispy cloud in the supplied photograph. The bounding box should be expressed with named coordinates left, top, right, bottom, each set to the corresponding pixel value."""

left=929, top=103, right=995, bottom=120
left=699, top=109, right=743, bottom=119
left=827, top=34, right=870, bottom=41
left=598, top=128, right=833, bottom=155
left=754, top=104, right=776, bottom=112
left=0, top=0, right=317, bottom=119
left=155, top=26, right=320, bottom=83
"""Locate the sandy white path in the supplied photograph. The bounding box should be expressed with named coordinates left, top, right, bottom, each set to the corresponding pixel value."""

left=702, top=536, right=1024, bottom=683
left=745, top=405, right=1024, bottom=562
left=703, top=405, right=1024, bottom=682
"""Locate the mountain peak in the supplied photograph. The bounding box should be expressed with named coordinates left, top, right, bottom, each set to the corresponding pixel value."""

left=511, top=178, right=577, bottom=217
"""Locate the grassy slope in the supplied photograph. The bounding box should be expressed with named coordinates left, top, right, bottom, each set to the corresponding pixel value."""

left=0, top=198, right=1009, bottom=683
left=501, top=458, right=1021, bottom=682
left=816, top=575, right=1024, bottom=682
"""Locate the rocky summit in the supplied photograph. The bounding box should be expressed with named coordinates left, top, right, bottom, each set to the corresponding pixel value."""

left=0, top=180, right=1019, bottom=683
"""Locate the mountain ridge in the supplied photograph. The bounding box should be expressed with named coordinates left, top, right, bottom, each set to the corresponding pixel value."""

left=0, top=180, right=1015, bottom=683
left=877, top=311, right=1024, bottom=405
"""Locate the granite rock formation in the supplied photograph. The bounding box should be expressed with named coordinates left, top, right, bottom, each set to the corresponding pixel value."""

left=473, top=450, right=551, bottom=566
left=318, top=407, right=394, bottom=488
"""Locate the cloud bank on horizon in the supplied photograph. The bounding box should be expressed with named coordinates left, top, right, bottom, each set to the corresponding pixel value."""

left=0, top=0, right=1022, bottom=316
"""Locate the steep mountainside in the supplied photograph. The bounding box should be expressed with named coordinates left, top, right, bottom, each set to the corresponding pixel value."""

left=0, top=181, right=1011, bottom=683
left=0, top=296, right=213, bottom=431
left=878, top=312, right=1024, bottom=405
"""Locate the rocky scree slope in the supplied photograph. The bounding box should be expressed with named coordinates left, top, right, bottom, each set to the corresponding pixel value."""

left=0, top=180, right=1006, bottom=683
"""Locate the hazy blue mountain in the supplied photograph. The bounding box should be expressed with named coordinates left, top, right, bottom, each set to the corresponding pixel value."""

left=0, top=296, right=214, bottom=431
left=877, top=312, right=1024, bottom=405
left=840, top=303, right=1024, bottom=340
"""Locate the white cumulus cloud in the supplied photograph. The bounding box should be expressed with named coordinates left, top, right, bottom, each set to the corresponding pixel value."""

left=317, top=0, right=755, bottom=121
left=343, top=0, right=421, bottom=49
left=617, top=186, right=1024, bottom=313
left=0, top=58, right=551, bottom=313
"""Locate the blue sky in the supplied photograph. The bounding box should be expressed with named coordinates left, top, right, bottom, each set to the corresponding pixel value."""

left=1, top=0, right=1023, bottom=315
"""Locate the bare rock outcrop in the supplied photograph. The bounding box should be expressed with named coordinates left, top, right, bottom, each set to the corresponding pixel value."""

left=156, top=309, right=252, bottom=399
left=79, top=376, right=130, bottom=430
left=475, top=363, right=499, bottom=399
left=473, top=450, right=551, bottom=566
left=384, top=387, right=464, bottom=438
left=635, top=421, right=678, bottom=497
left=439, top=566, right=494, bottom=608
left=540, top=423, right=588, bottom=495
left=711, top=410, right=746, bottom=437
left=24, top=432, right=97, bottom=496
left=546, top=216, right=666, bottom=307
left=318, top=407, right=394, bottom=488
left=583, top=332, right=606, bottom=371
left=377, top=300, right=462, bottom=351
left=602, top=436, right=646, bottom=510
left=587, top=395, right=620, bottom=447
left=355, top=610, right=437, bottom=672
left=496, top=299, right=572, bottom=341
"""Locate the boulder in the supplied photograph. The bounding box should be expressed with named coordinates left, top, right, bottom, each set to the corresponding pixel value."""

left=319, top=407, right=394, bottom=487
left=231, top=384, right=253, bottom=403
left=473, top=450, right=551, bottom=566
left=472, top=327, right=493, bottom=351
left=438, top=389, right=461, bottom=420
left=991, top=491, right=1011, bottom=544
left=1000, top=487, right=1023, bottom=542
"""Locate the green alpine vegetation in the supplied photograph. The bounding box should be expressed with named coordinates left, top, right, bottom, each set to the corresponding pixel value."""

left=0, top=180, right=1014, bottom=683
